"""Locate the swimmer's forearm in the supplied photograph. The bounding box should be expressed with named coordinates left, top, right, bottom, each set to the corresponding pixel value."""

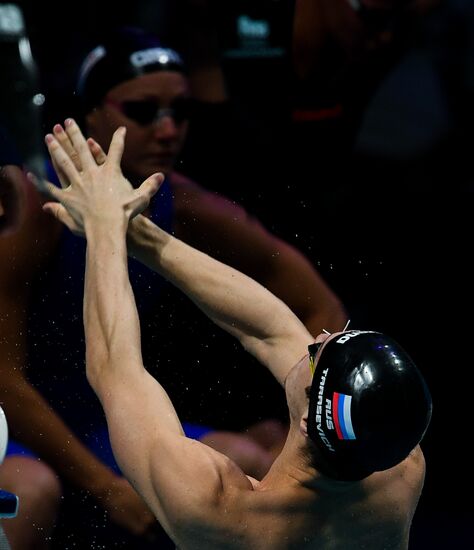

left=84, top=221, right=185, bottom=446
left=127, top=216, right=312, bottom=382
left=84, top=222, right=144, bottom=389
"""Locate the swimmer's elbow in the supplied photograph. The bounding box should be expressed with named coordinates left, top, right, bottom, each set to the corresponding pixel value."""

left=84, top=353, right=138, bottom=397
left=85, top=355, right=106, bottom=394
left=86, top=339, right=144, bottom=378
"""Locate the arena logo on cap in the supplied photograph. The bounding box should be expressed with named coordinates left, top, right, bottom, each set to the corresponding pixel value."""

left=332, top=393, right=356, bottom=440
left=130, top=48, right=183, bottom=69
left=335, top=330, right=376, bottom=344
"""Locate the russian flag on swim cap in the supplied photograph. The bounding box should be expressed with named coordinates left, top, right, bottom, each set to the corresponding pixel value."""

left=333, top=392, right=356, bottom=440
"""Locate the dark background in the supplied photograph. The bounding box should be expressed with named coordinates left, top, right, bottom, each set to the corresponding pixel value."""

left=1, top=0, right=473, bottom=547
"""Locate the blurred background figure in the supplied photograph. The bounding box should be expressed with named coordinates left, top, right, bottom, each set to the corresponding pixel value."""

left=1, top=123, right=62, bottom=550
left=1, top=125, right=25, bottom=236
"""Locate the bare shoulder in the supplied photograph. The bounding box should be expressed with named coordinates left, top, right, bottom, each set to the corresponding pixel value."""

left=363, top=446, right=427, bottom=516
left=147, top=434, right=255, bottom=545
left=392, top=445, right=426, bottom=484
left=169, top=171, right=279, bottom=269
left=149, top=435, right=255, bottom=510
left=309, top=454, right=428, bottom=549
left=406, top=445, right=426, bottom=471
left=402, top=445, right=426, bottom=490
left=170, top=171, right=251, bottom=226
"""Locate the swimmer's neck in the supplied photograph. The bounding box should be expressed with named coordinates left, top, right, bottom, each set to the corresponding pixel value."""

left=256, top=428, right=315, bottom=491
left=256, top=428, right=354, bottom=493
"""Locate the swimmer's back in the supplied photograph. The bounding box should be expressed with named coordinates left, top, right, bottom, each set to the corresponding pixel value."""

left=172, top=446, right=425, bottom=550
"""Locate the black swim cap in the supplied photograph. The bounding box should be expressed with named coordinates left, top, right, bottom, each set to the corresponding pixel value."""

left=77, top=27, right=186, bottom=113
left=307, top=331, right=432, bottom=481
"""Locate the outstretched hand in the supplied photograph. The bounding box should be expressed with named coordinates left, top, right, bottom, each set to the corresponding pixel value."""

left=37, top=119, right=163, bottom=236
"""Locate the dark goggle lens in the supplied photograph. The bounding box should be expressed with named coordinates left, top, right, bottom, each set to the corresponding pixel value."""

left=121, top=101, right=158, bottom=125
left=308, top=342, right=322, bottom=359
left=308, top=342, right=322, bottom=376
left=121, top=98, right=193, bottom=126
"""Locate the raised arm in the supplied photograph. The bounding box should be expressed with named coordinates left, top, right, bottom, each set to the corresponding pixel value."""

left=42, top=123, right=177, bottom=421
left=0, top=169, right=158, bottom=535
left=127, top=214, right=314, bottom=385
left=42, top=121, right=247, bottom=543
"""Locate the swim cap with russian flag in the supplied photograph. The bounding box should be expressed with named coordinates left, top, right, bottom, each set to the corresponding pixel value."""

left=307, top=331, right=432, bottom=481
left=77, top=27, right=185, bottom=113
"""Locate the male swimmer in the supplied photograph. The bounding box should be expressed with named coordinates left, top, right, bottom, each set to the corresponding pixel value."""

left=40, top=120, right=432, bottom=549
